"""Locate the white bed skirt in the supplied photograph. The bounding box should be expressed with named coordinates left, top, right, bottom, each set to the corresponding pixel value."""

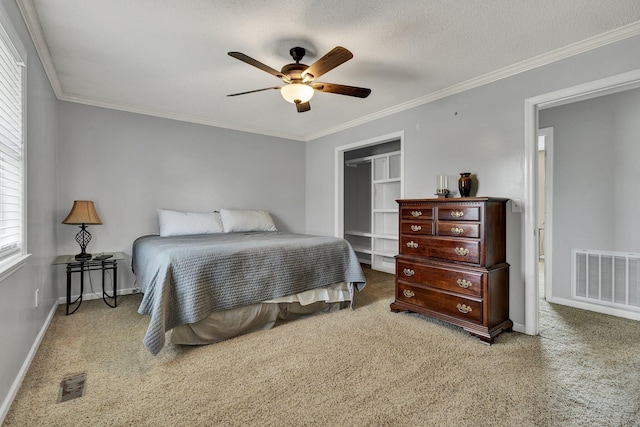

left=170, top=282, right=353, bottom=346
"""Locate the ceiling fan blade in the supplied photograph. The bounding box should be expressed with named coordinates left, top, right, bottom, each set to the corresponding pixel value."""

left=312, top=82, right=371, bottom=98
left=296, top=101, right=311, bottom=113
left=228, top=52, right=289, bottom=82
left=227, top=86, right=280, bottom=97
left=302, top=46, right=353, bottom=80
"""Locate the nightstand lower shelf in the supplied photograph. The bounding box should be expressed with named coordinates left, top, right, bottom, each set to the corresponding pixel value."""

left=53, top=252, right=125, bottom=315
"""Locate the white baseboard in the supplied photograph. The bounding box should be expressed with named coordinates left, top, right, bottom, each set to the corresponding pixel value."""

left=546, top=296, right=640, bottom=321
left=0, top=301, right=58, bottom=424
left=56, top=287, right=141, bottom=306
left=512, top=322, right=526, bottom=334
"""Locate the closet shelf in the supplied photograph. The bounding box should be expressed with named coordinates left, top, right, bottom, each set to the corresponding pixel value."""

left=373, top=178, right=401, bottom=184
left=375, top=249, right=397, bottom=258
left=345, top=230, right=372, bottom=238
left=351, top=245, right=373, bottom=255
left=373, top=233, right=398, bottom=240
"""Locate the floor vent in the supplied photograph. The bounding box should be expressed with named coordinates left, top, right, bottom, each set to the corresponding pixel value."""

left=57, top=373, right=86, bottom=403
left=573, top=249, right=640, bottom=311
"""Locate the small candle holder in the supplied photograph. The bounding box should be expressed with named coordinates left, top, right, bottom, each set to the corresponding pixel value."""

left=435, top=175, right=450, bottom=198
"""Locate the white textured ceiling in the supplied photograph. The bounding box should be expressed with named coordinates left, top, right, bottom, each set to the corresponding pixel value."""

left=17, top=0, right=640, bottom=141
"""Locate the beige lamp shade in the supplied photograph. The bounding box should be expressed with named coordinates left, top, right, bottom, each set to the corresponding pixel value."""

left=62, top=200, right=103, bottom=225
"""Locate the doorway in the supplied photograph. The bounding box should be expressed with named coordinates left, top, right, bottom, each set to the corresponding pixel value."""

left=524, top=69, right=640, bottom=336
left=335, top=131, right=404, bottom=274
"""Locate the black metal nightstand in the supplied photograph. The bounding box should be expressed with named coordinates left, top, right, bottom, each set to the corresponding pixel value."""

left=52, top=252, right=125, bottom=315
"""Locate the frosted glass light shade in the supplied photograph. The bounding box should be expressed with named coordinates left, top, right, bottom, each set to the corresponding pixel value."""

left=280, top=83, right=314, bottom=104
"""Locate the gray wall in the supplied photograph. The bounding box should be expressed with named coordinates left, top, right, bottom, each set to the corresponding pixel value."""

left=306, top=34, right=640, bottom=327
left=56, top=102, right=307, bottom=294
left=613, top=89, right=640, bottom=251
left=344, top=162, right=371, bottom=233
left=539, top=88, right=640, bottom=299
left=0, top=0, right=58, bottom=418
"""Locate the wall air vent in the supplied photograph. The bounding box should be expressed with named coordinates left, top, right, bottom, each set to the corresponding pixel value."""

left=573, top=249, right=640, bottom=312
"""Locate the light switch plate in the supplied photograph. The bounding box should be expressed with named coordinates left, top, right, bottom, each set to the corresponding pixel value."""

left=511, top=199, right=522, bottom=213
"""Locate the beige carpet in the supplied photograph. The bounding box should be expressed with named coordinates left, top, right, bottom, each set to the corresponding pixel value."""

left=4, top=267, right=640, bottom=426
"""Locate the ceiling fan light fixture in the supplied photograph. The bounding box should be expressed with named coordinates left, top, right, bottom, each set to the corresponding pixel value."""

left=227, top=46, right=370, bottom=112
left=280, top=83, right=314, bottom=104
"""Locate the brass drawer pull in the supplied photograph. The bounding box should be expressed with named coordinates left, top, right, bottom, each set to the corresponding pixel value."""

left=403, top=289, right=415, bottom=298
left=457, top=303, right=473, bottom=314
left=454, top=247, right=470, bottom=256
left=403, top=268, right=415, bottom=277
left=457, top=278, right=472, bottom=289
left=450, top=211, right=464, bottom=218
left=411, top=211, right=422, bottom=217
left=411, top=225, right=422, bottom=232
left=451, top=227, right=464, bottom=235
left=406, top=241, right=418, bottom=249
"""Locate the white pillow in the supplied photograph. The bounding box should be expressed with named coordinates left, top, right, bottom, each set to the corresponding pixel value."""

left=219, top=209, right=278, bottom=232
left=157, top=209, right=224, bottom=237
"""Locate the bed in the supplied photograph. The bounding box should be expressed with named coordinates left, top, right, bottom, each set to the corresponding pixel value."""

left=132, top=225, right=366, bottom=355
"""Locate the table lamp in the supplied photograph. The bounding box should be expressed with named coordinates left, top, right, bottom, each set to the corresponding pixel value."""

left=62, top=200, right=103, bottom=260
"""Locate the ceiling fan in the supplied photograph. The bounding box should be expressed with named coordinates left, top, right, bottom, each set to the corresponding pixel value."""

left=227, top=46, right=371, bottom=113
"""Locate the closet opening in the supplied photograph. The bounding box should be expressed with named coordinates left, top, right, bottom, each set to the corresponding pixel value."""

left=335, top=132, right=404, bottom=274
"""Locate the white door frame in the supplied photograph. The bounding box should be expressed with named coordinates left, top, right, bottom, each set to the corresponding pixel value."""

left=537, top=126, right=553, bottom=301
left=334, top=131, right=404, bottom=238
left=523, top=69, right=640, bottom=335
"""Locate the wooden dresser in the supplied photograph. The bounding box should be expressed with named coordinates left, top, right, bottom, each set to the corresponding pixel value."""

left=390, top=197, right=512, bottom=343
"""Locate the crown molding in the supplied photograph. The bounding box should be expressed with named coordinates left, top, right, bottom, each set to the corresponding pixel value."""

left=15, top=0, right=640, bottom=142
left=306, top=20, right=640, bottom=141
left=16, top=0, right=64, bottom=97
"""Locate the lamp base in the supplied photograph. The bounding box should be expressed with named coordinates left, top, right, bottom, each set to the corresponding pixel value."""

left=75, top=252, right=92, bottom=261
left=74, top=224, right=93, bottom=261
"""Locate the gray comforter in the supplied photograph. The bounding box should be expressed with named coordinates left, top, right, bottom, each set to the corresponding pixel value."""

left=132, top=232, right=366, bottom=354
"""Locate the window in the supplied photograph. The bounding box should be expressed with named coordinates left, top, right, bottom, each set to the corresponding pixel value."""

left=0, top=20, right=26, bottom=271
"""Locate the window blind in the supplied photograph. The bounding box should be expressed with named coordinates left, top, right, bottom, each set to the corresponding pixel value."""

left=0, top=28, right=23, bottom=263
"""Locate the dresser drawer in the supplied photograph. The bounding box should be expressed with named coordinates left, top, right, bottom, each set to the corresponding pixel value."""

left=396, top=282, right=482, bottom=324
left=438, top=206, right=480, bottom=222
left=401, top=207, right=434, bottom=221
left=399, top=235, right=430, bottom=257
left=396, top=259, right=483, bottom=297
left=429, top=238, right=480, bottom=264
left=436, top=222, right=480, bottom=238
left=399, top=236, right=480, bottom=264
left=401, top=221, right=434, bottom=235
